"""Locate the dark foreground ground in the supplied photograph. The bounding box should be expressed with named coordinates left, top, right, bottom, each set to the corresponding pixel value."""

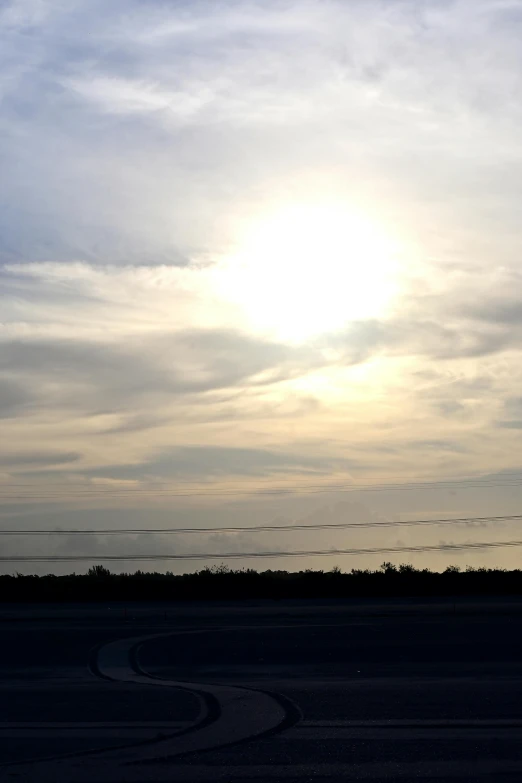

left=2, top=599, right=522, bottom=781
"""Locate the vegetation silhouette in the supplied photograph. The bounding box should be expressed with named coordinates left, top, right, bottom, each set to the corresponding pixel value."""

left=3, top=562, right=522, bottom=602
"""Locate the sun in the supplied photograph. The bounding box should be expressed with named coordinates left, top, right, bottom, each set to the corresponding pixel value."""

left=216, top=202, right=399, bottom=341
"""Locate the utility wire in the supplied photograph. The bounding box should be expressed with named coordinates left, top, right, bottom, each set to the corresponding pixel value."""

left=0, top=513, right=519, bottom=536
left=4, top=477, right=522, bottom=501
left=2, top=538, right=522, bottom=562
left=5, top=468, right=522, bottom=490
left=0, top=470, right=504, bottom=487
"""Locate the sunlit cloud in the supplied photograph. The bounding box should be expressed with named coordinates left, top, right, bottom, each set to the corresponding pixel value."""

left=2, top=0, right=522, bottom=571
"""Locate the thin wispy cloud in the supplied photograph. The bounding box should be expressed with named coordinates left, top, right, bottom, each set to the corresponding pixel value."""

left=2, top=0, right=522, bottom=571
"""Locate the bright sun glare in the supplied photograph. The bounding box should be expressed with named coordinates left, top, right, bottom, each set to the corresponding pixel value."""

left=217, top=203, right=398, bottom=341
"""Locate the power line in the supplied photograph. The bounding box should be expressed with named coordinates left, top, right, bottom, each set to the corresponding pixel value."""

left=6, top=469, right=522, bottom=490
left=3, top=477, right=522, bottom=495
left=2, top=538, right=522, bottom=562
left=0, top=472, right=495, bottom=489
left=4, top=476, right=522, bottom=501
left=0, top=513, right=519, bottom=536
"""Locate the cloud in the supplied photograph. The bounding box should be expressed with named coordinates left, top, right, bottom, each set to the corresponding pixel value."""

left=0, top=451, right=80, bottom=467
left=2, top=253, right=522, bottom=487
left=65, top=76, right=216, bottom=122
left=405, top=440, right=467, bottom=454
left=3, top=0, right=522, bottom=571
left=2, top=0, right=522, bottom=265
left=78, top=445, right=359, bottom=481
left=495, top=396, right=522, bottom=429
left=0, top=327, right=323, bottom=416
left=497, top=419, right=522, bottom=430
left=0, top=377, right=33, bottom=418
left=335, top=315, right=511, bottom=365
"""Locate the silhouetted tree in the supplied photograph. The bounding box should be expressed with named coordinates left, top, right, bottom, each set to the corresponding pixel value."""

left=3, top=563, right=522, bottom=602
left=87, top=565, right=112, bottom=579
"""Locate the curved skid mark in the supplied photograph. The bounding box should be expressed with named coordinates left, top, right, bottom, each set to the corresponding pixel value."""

left=95, top=632, right=288, bottom=760
left=3, top=628, right=297, bottom=781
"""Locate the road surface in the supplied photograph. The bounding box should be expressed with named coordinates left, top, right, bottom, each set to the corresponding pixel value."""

left=1, top=600, right=522, bottom=781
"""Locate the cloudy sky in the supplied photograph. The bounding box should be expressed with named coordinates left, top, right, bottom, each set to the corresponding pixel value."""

left=2, top=0, right=522, bottom=573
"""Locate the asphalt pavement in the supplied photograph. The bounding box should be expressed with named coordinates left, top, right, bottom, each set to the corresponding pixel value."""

left=1, top=600, right=522, bottom=781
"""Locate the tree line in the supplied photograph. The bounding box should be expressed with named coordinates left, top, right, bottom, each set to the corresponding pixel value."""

left=2, top=562, right=522, bottom=601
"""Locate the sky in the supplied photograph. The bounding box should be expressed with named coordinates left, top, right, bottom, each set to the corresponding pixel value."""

left=2, top=0, right=522, bottom=574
